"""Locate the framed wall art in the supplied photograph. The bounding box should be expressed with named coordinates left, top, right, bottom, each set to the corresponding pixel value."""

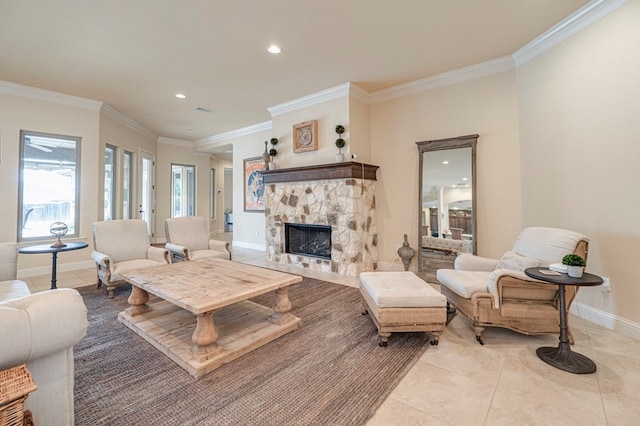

left=293, top=120, right=318, bottom=153
left=243, top=156, right=266, bottom=212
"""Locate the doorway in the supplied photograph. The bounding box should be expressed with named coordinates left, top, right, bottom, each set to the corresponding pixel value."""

left=139, top=149, right=155, bottom=239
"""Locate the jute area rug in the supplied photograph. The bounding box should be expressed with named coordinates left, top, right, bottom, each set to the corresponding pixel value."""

left=74, top=277, right=431, bottom=425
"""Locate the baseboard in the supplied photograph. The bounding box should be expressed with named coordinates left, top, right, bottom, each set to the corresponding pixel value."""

left=571, top=302, right=640, bottom=341
left=232, top=241, right=265, bottom=251
left=17, top=260, right=95, bottom=279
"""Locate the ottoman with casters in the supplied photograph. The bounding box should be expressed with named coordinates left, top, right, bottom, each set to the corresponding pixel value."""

left=359, top=271, right=447, bottom=346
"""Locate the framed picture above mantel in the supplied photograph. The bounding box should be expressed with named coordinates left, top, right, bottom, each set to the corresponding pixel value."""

left=293, top=120, right=318, bottom=153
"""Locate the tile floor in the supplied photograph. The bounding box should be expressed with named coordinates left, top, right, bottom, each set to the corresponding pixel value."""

left=22, top=240, right=640, bottom=425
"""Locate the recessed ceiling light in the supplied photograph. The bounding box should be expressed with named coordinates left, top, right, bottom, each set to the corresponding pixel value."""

left=267, top=45, right=281, bottom=54
left=175, top=93, right=186, bottom=99
left=462, top=177, right=468, bottom=181
left=442, top=161, right=449, bottom=165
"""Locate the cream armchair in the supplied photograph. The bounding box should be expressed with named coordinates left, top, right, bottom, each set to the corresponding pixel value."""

left=164, top=216, right=231, bottom=261
left=92, top=219, right=170, bottom=298
left=1, top=243, right=88, bottom=426
left=437, top=227, right=589, bottom=345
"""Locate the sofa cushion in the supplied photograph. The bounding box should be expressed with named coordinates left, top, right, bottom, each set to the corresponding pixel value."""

left=497, top=251, right=541, bottom=272
left=360, top=272, right=446, bottom=308
left=436, top=270, right=492, bottom=298
left=0, top=280, right=31, bottom=301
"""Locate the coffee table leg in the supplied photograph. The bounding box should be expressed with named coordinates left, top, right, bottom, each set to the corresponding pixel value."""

left=126, top=286, right=149, bottom=316
left=270, top=287, right=295, bottom=325
left=191, top=312, right=222, bottom=362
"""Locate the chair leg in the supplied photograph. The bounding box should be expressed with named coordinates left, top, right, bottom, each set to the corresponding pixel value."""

left=473, top=326, right=485, bottom=345
left=446, top=302, right=457, bottom=325
left=107, top=284, right=115, bottom=299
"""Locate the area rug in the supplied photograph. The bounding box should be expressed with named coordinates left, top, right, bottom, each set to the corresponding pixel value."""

left=74, top=277, right=431, bottom=425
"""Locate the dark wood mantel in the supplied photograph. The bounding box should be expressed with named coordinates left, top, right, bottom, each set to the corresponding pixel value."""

left=261, top=161, right=379, bottom=184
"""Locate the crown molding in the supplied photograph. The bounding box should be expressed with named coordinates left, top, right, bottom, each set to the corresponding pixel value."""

left=157, top=137, right=194, bottom=148
left=368, top=56, right=515, bottom=104
left=101, top=103, right=157, bottom=141
left=0, top=79, right=102, bottom=111
left=513, top=0, right=629, bottom=67
left=194, top=120, right=272, bottom=149
left=267, top=82, right=353, bottom=117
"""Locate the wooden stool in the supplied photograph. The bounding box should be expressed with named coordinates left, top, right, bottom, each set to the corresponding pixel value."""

left=360, top=271, right=447, bottom=347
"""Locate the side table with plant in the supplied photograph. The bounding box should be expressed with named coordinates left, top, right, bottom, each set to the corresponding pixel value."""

left=562, top=254, right=586, bottom=278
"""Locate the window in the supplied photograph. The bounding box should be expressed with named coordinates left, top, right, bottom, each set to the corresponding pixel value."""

left=18, top=131, right=81, bottom=241
left=171, top=164, right=195, bottom=217
left=123, top=151, right=133, bottom=219
left=210, top=168, right=216, bottom=219
left=104, top=144, right=116, bottom=221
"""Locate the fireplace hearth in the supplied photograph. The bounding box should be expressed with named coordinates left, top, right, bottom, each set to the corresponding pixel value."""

left=285, top=223, right=331, bottom=260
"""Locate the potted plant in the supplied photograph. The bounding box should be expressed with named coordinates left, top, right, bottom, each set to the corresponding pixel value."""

left=268, top=138, right=278, bottom=169
left=562, top=254, right=586, bottom=278
left=335, top=125, right=346, bottom=162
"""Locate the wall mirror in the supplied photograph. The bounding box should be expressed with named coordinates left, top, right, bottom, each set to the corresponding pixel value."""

left=416, top=135, right=478, bottom=280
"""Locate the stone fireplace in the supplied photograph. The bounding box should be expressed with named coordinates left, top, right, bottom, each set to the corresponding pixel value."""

left=262, top=162, right=379, bottom=276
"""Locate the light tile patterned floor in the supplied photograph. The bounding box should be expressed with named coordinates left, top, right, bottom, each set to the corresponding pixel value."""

left=23, top=238, right=640, bottom=425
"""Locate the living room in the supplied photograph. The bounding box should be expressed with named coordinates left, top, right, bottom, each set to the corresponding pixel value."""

left=1, top=0, right=639, bottom=424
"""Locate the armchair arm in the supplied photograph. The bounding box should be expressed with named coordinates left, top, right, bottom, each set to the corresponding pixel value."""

left=165, top=242, right=189, bottom=260
left=487, top=269, right=544, bottom=309
left=0, top=289, right=88, bottom=370
left=455, top=253, right=499, bottom=271
left=91, top=250, right=112, bottom=269
left=208, top=240, right=231, bottom=259
left=147, top=246, right=170, bottom=264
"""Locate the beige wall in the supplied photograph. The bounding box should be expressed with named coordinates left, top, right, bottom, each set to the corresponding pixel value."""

left=155, top=141, right=215, bottom=241
left=369, top=70, right=523, bottom=268
left=0, top=93, right=100, bottom=272
left=271, top=97, right=350, bottom=168
left=517, top=0, right=640, bottom=323
left=98, top=111, right=157, bottom=223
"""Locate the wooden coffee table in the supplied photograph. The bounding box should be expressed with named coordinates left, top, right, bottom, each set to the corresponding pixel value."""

left=118, top=258, right=302, bottom=378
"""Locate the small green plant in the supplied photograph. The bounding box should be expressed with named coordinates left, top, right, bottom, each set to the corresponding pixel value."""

left=335, top=125, right=346, bottom=153
left=562, top=254, right=585, bottom=267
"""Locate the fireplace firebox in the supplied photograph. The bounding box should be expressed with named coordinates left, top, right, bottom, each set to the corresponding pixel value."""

left=285, top=223, right=332, bottom=260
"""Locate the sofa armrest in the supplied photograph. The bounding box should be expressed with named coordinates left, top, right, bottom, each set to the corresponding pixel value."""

left=147, top=246, right=170, bottom=264
left=455, top=253, right=499, bottom=271
left=165, top=242, right=188, bottom=259
left=0, top=289, right=88, bottom=370
left=91, top=250, right=112, bottom=269
left=208, top=240, right=231, bottom=259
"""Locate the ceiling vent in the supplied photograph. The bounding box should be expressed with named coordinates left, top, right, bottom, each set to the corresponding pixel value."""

left=194, top=106, right=212, bottom=113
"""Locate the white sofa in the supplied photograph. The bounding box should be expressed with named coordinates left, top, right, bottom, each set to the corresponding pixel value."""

left=0, top=243, right=88, bottom=426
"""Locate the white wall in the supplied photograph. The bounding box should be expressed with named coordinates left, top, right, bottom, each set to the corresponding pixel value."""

left=0, top=92, right=100, bottom=273
left=517, top=0, right=640, bottom=324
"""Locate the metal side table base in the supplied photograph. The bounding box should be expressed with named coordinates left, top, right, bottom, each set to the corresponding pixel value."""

left=536, top=343, right=596, bottom=374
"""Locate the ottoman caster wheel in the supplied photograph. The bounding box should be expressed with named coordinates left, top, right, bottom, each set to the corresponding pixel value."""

left=476, top=335, right=484, bottom=345
left=430, top=339, right=439, bottom=346
left=362, top=310, right=368, bottom=316
left=379, top=340, right=388, bottom=347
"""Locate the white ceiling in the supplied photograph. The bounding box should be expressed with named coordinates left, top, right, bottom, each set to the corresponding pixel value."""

left=0, top=0, right=590, bottom=142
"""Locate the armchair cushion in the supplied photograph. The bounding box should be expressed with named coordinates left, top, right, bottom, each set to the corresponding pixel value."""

left=436, top=269, right=492, bottom=299
left=454, top=253, right=498, bottom=271
left=512, top=227, right=587, bottom=265
left=111, top=259, right=168, bottom=282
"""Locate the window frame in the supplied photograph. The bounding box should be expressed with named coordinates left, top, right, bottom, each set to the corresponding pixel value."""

left=123, top=150, right=134, bottom=220
left=104, top=144, right=116, bottom=221
left=171, top=163, right=196, bottom=218
left=18, top=130, right=81, bottom=242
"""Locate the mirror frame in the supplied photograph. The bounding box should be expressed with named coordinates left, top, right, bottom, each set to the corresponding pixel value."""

left=416, top=134, right=478, bottom=255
